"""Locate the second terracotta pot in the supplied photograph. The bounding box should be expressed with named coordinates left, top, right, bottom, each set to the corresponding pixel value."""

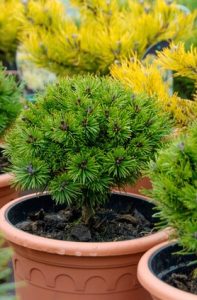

left=0, top=173, right=18, bottom=209
left=113, top=177, right=152, bottom=196
left=138, top=242, right=197, bottom=300
left=0, top=192, right=169, bottom=300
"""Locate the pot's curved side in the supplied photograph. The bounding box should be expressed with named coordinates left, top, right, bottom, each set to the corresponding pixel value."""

left=137, top=242, right=197, bottom=300
left=113, top=177, right=152, bottom=196
left=0, top=173, right=18, bottom=209
left=11, top=242, right=152, bottom=300
left=0, top=193, right=169, bottom=300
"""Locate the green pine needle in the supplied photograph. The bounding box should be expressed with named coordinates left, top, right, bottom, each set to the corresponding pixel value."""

left=148, top=122, right=197, bottom=254
left=0, top=66, right=22, bottom=138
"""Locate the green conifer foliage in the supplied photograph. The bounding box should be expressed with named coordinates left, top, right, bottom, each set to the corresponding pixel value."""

left=148, top=123, right=197, bottom=253
left=0, top=68, right=22, bottom=138
left=5, top=76, right=170, bottom=223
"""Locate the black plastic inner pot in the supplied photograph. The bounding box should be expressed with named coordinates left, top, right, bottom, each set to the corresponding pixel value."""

left=6, top=193, right=157, bottom=227
left=149, top=243, right=197, bottom=281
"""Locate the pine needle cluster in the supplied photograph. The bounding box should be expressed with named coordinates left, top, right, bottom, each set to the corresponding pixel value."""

left=5, top=75, right=170, bottom=223
left=111, top=43, right=197, bottom=127
left=158, top=42, right=197, bottom=101
left=20, top=0, right=196, bottom=75
left=0, top=67, right=22, bottom=139
left=0, top=0, right=24, bottom=65
left=148, top=122, right=197, bottom=254
left=157, top=43, right=197, bottom=82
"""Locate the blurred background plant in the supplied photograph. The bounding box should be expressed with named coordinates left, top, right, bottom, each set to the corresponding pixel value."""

left=177, top=0, right=197, bottom=11
left=0, top=0, right=24, bottom=70
left=16, top=50, right=56, bottom=101
left=173, top=0, right=197, bottom=99
left=0, top=234, right=15, bottom=300
left=111, top=43, right=197, bottom=128
left=0, top=67, right=22, bottom=141
left=0, top=0, right=195, bottom=97
left=19, top=0, right=196, bottom=76
left=0, top=0, right=195, bottom=109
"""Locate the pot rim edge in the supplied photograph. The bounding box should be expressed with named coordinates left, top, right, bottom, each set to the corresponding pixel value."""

left=0, top=192, right=169, bottom=257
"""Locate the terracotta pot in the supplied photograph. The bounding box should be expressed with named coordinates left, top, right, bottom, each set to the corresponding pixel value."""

left=113, top=177, right=152, bottom=196
left=0, top=192, right=169, bottom=300
left=138, top=242, right=197, bottom=300
left=0, top=173, right=19, bottom=209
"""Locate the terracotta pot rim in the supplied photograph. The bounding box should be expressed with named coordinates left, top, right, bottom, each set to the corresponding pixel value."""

left=0, top=192, right=169, bottom=257
left=137, top=241, right=197, bottom=300
left=0, top=173, right=14, bottom=188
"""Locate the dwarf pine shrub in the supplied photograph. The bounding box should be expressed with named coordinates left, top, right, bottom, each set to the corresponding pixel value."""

left=5, top=76, right=170, bottom=223
left=148, top=122, right=197, bottom=253
left=0, top=68, right=22, bottom=138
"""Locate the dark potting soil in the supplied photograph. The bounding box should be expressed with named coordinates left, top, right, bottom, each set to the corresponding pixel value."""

left=16, top=204, right=155, bottom=242
left=0, top=148, right=9, bottom=175
left=165, top=268, right=197, bottom=295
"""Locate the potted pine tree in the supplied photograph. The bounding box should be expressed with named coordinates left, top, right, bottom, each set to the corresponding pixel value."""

left=20, top=0, right=196, bottom=196
left=0, top=67, right=22, bottom=208
left=138, top=122, right=197, bottom=300
left=0, top=75, right=171, bottom=300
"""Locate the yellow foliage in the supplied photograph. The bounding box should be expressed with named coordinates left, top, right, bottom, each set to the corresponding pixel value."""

left=157, top=42, right=197, bottom=80
left=111, top=43, right=197, bottom=127
left=111, top=57, right=170, bottom=98
left=23, top=0, right=66, bottom=30
left=21, top=0, right=196, bottom=75
left=0, top=0, right=24, bottom=62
